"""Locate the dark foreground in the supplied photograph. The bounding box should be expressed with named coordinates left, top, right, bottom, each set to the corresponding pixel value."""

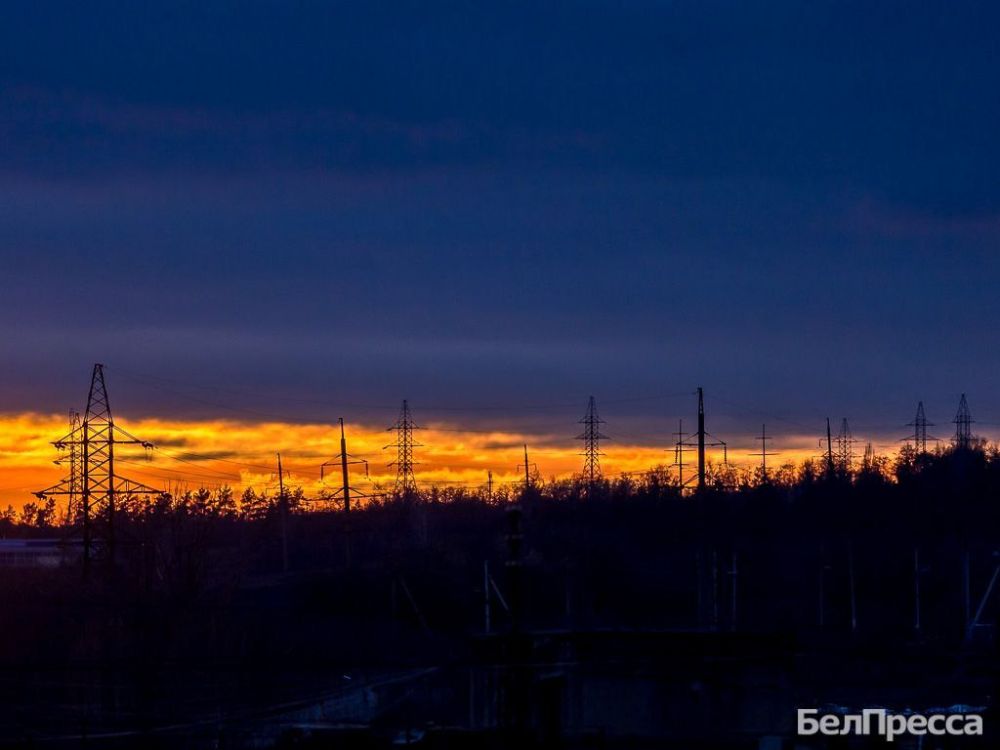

left=2, top=450, right=1000, bottom=748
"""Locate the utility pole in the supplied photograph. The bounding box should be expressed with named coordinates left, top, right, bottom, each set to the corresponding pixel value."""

left=517, top=444, right=538, bottom=495
left=825, top=417, right=835, bottom=476
left=848, top=540, right=858, bottom=634
left=750, top=424, right=777, bottom=483
left=321, top=417, right=369, bottom=512
left=967, top=564, right=1000, bottom=642
left=486, top=471, right=494, bottom=503
left=338, top=419, right=351, bottom=512
left=35, top=364, right=158, bottom=578
left=277, top=453, right=289, bottom=573
left=577, top=396, right=608, bottom=498
left=672, top=420, right=692, bottom=490
left=694, top=388, right=728, bottom=489
left=712, top=549, right=719, bottom=630
left=386, top=400, right=421, bottom=498
left=697, top=388, right=705, bottom=490
left=729, top=551, right=738, bottom=632
left=675, top=389, right=727, bottom=492
left=483, top=560, right=491, bottom=634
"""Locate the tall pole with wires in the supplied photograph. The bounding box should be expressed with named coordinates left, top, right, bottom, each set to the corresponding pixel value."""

left=518, top=444, right=539, bottom=496
left=277, top=452, right=289, bottom=572
left=34, top=364, right=159, bottom=578
left=749, top=424, right=777, bottom=483
left=321, top=418, right=369, bottom=513
left=577, top=396, right=608, bottom=498
left=692, top=388, right=727, bottom=491
left=674, top=389, right=727, bottom=493
left=697, top=387, right=706, bottom=491
left=386, top=400, right=421, bottom=498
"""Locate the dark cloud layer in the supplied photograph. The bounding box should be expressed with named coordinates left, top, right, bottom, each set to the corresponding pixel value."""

left=1, top=1, right=998, bottom=438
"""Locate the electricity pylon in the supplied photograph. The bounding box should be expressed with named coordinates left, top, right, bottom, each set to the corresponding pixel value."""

left=35, top=364, right=159, bottom=577
left=577, top=396, right=608, bottom=496
left=49, top=410, right=83, bottom=526
left=386, top=399, right=421, bottom=498
left=675, top=388, right=728, bottom=491
left=902, top=401, right=936, bottom=455
left=835, top=418, right=855, bottom=474
left=954, top=394, right=973, bottom=450
left=321, top=417, right=369, bottom=512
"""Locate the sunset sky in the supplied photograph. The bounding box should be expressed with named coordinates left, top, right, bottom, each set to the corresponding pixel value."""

left=2, top=3, right=999, bottom=508
left=0, top=406, right=900, bottom=509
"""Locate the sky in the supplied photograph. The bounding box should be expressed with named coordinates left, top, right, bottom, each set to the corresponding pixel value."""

left=1, top=2, right=999, bottom=502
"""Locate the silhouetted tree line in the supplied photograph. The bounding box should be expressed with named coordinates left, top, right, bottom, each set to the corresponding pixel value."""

left=4, top=441, right=999, bottom=535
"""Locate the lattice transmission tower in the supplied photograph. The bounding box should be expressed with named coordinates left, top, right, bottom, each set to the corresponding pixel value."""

left=903, top=401, right=936, bottom=454
left=954, top=393, right=973, bottom=450
left=35, top=364, right=159, bottom=576
left=386, top=399, right=421, bottom=497
left=835, top=418, right=855, bottom=474
left=577, top=396, right=608, bottom=495
left=54, top=410, right=83, bottom=526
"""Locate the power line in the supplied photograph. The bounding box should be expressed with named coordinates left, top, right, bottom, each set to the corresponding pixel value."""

left=117, top=458, right=239, bottom=483
left=114, top=460, right=233, bottom=487
left=154, top=446, right=287, bottom=474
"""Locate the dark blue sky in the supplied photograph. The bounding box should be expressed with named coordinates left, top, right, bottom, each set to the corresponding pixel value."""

left=1, top=1, right=998, bottom=441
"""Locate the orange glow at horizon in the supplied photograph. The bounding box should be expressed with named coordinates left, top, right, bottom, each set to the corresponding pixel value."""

left=0, top=412, right=906, bottom=511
